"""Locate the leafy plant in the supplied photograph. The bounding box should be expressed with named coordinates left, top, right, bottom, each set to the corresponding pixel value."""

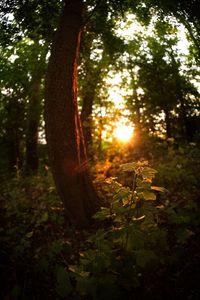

left=1, top=154, right=200, bottom=300
left=64, top=161, right=168, bottom=299
left=94, top=160, right=165, bottom=228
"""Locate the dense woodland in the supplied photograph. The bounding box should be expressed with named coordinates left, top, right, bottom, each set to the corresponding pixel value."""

left=0, top=0, right=200, bottom=299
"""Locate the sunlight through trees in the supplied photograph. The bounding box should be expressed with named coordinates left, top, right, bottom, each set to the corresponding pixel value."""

left=0, top=0, right=200, bottom=299
left=114, top=123, right=134, bottom=143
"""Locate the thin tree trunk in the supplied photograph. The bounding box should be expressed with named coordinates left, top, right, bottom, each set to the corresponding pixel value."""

left=178, top=16, right=200, bottom=61
left=25, top=40, right=48, bottom=173
left=164, top=109, right=172, bottom=138
left=45, top=0, right=101, bottom=228
left=132, top=84, right=142, bottom=135
left=25, top=76, right=41, bottom=173
left=80, top=48, right=106, bottom=157
left=179, top=98, right=195, bottom=142
left=6, top=131, right=21, bottom=173
left=81, top=92, right=94, bottom=155
left=5, top=102, right=23, bottom=174
left=80, top=35, right=94, bottom=155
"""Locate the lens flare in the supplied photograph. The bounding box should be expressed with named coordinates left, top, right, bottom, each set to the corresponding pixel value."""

left=114, top=124, right=134, bottom=143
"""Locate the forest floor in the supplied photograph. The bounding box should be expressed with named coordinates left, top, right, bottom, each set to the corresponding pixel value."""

left=1, top=141, right=200, bottom=300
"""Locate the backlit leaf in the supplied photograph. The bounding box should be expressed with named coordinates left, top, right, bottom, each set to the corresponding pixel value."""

left=141, top=167, right=157, bottom=180
left=120, top=162, right=136, bottom=172
left=133, top=215, right=146, bottom=222
left=151, top=186, right=167, bottom=193
left=142, top=191, right=156, bottom=200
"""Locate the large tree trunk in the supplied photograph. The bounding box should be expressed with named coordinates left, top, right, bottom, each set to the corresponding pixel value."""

left=45, top=0, right=101, bottom=228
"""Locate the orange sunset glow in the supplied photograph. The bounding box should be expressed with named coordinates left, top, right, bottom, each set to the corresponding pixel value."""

left=114, top=123, right=134, bottom=143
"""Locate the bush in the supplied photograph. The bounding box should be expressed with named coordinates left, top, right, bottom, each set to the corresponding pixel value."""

left=1, top=151, right=200, bottom=299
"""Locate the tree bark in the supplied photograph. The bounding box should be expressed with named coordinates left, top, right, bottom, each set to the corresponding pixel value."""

left=45, top=0, right=101, bottom=228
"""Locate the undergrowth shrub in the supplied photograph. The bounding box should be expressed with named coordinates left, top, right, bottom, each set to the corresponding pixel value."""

left=1, top=153, right=200, bottom=299
left=153, top=144, right=200, bottom=199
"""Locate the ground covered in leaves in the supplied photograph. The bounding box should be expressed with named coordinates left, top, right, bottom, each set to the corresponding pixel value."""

left=1, top=143, right=200, bottom=300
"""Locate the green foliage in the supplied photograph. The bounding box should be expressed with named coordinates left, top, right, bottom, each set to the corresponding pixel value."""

left=94, top=160, right=161, bottom=225
left=62, top=161, right=169, bottom=298
left=155, top=145, right=200, bottom=202
left=0, top=171, right=65, bottom=298
left=1, top=148, right=200, bottom=299
left=55, top=265, right=73, bottom=298
left=69, top=151, right=200, bottom=299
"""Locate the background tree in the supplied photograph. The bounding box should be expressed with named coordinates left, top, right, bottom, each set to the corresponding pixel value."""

left=137, top=0, right=200, bottom=62
left=0, top=0, right=62, bottom=174
left=25, top=40, right=48, bottom=173
left=118, top=16, right=199, bottom=141
left=79, top=1, right=125, bottom=158
left=0, top=38, right=48, bottom=174
left=0, top=42, right=28, bottom=173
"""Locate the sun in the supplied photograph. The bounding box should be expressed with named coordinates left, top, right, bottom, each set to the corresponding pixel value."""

left=114, top=124, right=134, bottom=143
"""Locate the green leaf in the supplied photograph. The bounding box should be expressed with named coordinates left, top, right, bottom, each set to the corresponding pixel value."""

left=112, top=200, right=122, bottom=210
left=79, top=271, right=90, bottom=278
left=68, top=265, right=77, bottom=273
left=135, top=250, right=157, bottom=268
left=40, top=211, right=49, bottom=222
left=136, top=179, right=151, bottom=189
left=120, top=162, right=136, bottom=172
left=122, top=198, right=130, bottom=205
left=141, top=167, right=157, bottom=180
left=113, top=187, right=131, bottom=201
left=93, top=207, right=111, bottom=220
left=56, top=266, right=73, bottom=298
left=133, top=215, right=146, bottom=222
left=25, top=231, right=33, bottom=238
left=142, top=191, right=156, bottom=201
left=51, top=240, right=63, bottom=254
left=38, top=258, right=49, bottom=272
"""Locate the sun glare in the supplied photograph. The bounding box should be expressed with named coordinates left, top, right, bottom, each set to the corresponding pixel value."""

left=114, top=124, right=134, bottom=143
